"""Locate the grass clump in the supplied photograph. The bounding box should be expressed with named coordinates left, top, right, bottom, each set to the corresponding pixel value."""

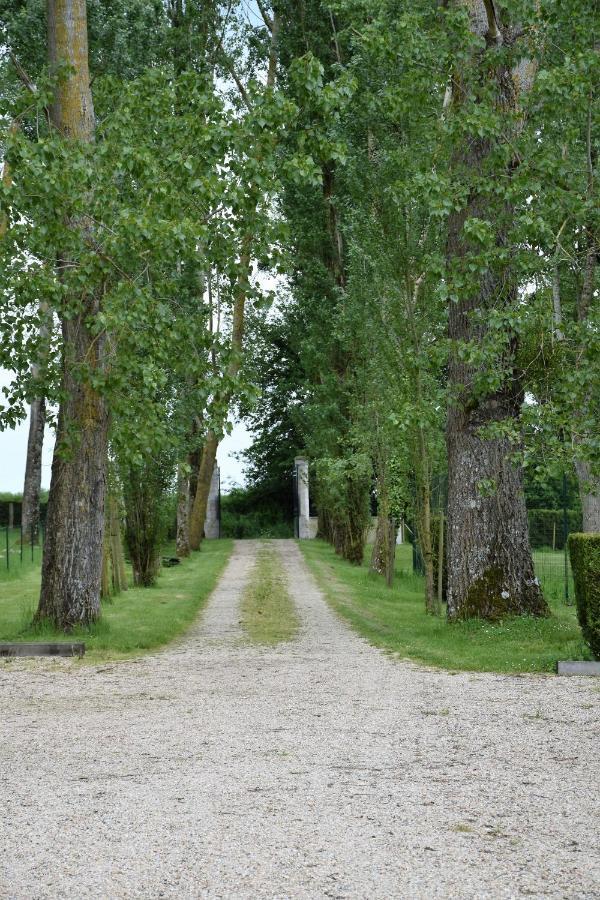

left=240, top=543, right=299, bottom=645
left=300, top=540, right=590, bottom=674
left=0, top=539, right=233, bottom=661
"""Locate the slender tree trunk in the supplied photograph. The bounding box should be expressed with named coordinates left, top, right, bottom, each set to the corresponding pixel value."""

left=101, top=533, right=111, bottom=600
left=36, top=0, right=109, bottom=629
left=418, top=472, right=438, bottom=616
left=444, top=0, right=548, bottom=621
left=573, top=111, right=598, bottom=533
left=189, top=431, right=219, bottom=550
left=370, top=513, right=388, bottom=575
left=370, top=514, right=396, bottom=587
left=176, top=464, right=191, bottom=557
left=108, top=492, right=127, bottom=592
left=21, top=397, right=46, bottom=543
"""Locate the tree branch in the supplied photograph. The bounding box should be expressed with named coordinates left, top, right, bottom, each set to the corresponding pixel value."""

left=267, top=12, right=280, bottom=88
left=10, top=52, right=38, bottom=93
left=255, top=0, right=273, bottom=32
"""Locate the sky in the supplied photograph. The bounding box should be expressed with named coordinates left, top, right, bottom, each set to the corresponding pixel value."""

left=0, top=368, right=252, bottom=493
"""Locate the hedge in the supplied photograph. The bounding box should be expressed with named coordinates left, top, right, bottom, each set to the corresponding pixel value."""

left=568, top=533, right=600, bottom=660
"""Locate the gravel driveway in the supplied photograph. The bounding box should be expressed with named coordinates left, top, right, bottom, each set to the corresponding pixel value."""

left=1, top=539, right=599, bottom=899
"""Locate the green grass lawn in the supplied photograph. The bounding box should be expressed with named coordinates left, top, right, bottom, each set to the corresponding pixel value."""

left=240, top=542, right=299, bottom=645
left=300, top=540, right=590, bottom=674
left=0, top=539, right=233, bottom=661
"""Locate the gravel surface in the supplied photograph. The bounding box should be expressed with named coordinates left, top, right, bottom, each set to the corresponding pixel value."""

left=1, top=539, right=599, bottom=900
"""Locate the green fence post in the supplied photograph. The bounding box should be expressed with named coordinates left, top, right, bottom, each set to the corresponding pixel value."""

left=6, top=523, right=9, bottom=571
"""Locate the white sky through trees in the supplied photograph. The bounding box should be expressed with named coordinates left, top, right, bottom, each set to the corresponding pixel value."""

left=0, top=369, right=251, bottom=493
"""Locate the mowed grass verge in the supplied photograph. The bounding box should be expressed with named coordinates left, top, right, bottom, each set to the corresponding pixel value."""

left=240, top=543, right=299, bottom=645
left=299, top=539, right=590, bottom=674
left=0, top=539, right=233, bottom=661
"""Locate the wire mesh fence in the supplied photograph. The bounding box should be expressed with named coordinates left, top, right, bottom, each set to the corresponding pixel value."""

left=0, top=524, right=45, bottom=576
left=0, top=501, right=46, bottom=577
left=410, top=473, right=580, bottom=605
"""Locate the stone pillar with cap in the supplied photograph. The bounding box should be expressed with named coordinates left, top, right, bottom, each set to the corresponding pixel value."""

left=204, top=465, right=220, bottom=539
left=295, top=456, right=312, bottom=539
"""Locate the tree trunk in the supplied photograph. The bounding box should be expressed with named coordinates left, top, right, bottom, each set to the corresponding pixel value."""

left=176, top=464, right=191, bottom=557
left=37, top=0, right=109, bottom=630
left=108, top=492, right=127, bottom=593
left=444, top=0, right=548, bottom=621
left=38, top=367, right=109, bottom=627
left=575, top=459, right=600, bottom=533
left=21, top=397, right=46, bottom=543
left=370, top=514, right=396, bottom=587
left=418, top=475, right=438, bottom=616
left=572, top=115, right=598, bottom=534
left=189, top=431, right=219, bottom=550
left=101, top=531, right=111, bottom=600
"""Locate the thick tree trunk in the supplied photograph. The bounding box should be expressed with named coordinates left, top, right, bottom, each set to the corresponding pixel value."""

left=446, top=408, right=546, bottom=619
left=575, top=460, right=600, bottom=533
left=444, top=0, right=548, bottom=621
left=21, top=397, right=46, bottom=543
left=446, top=219, right=546, bottom=619
left=37, top=0, right=109, bottom=629
left=189, top=431, right=219, bottom=550
left=38, top=359, right=109, bottom=627
left=176, top=464, right=191, bottom=557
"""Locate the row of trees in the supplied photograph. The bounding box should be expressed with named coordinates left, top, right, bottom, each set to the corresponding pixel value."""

left=0, top=0, right=598, bottom=627
left=242, top=0, right=598, bottom=619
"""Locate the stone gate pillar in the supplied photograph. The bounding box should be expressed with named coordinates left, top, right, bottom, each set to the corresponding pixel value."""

left=204, top=465, right=220, bottom=539
left=295, top=456, right=312, bottom=539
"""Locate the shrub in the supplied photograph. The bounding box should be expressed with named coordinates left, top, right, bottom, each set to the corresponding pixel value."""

left=568, top=533, right=600, bottom=659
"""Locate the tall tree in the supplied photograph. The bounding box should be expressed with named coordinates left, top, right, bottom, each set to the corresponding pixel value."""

left=444, top=0, right=549, bottom=620
left=36, top=0, right=110, bottom=629
left=188, top=3, right=280, bottom=550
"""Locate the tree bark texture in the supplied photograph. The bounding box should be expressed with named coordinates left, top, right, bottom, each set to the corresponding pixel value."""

left=189, top=431, right=219, bottom=550
left=176, top=463, right=191, bottom=557
left=575, top=459, right=600, bottom=533
left=445, top=0, right=548, bottom=620
left=37, top=0, right=109, bottom=629
left=21, top=399, right=46, bottom=543
left=101, top=494, right=127, bottom=600
left=370, top=514, right=396, bottom=587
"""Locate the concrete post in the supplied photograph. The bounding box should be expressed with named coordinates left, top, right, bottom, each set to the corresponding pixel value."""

left=204, top=465, right=220, bottom=539
left=295, top=457, right=311, bottom=539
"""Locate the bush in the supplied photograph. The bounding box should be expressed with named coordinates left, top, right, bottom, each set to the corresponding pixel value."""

left=568, top=533, right=600, bottom=659
left=220, top=487, right=293, bottom=539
